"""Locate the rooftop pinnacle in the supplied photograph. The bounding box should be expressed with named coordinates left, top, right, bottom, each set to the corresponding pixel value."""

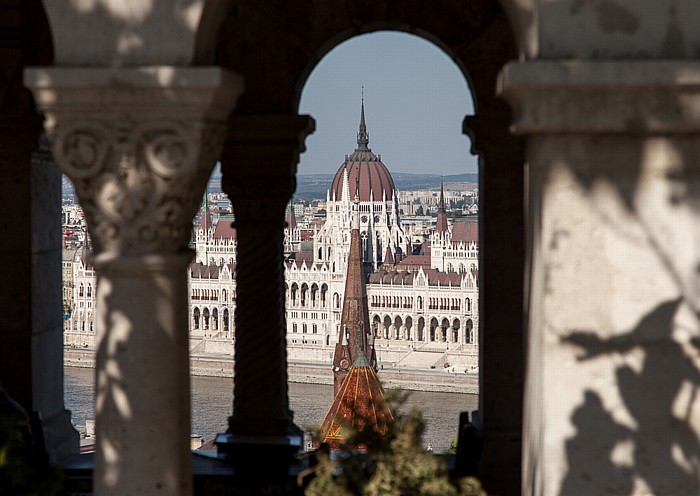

left=356, top=89, right=370, bottom=151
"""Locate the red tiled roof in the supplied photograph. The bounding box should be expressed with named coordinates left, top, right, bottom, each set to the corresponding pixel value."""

left=395, top=255, right=431, bottom=270
left=287, top=252, right=314, bottom=267
left=424, top=269, right=462, bottom=286
left=451, top=222, right=478, bottom=244
left=213, top=221, right=236, bottom=240
left=189, top=262, right=220, bottom=279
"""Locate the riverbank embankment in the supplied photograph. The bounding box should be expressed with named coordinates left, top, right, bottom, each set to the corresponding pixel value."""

left=64, top=348, right=478, bottom=394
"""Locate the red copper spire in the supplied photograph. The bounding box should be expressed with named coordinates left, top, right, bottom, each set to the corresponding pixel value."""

left=331, top=177, right=377, bottom=393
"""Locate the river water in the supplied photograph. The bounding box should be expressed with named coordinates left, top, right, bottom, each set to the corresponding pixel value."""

left=65, top=367, right=478, bottom=453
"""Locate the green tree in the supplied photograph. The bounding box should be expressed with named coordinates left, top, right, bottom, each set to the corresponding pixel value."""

left=303, top=393, right=486, bottom=496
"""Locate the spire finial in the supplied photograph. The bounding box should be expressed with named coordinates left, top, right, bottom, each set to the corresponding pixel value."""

left=357, top=88, right=370, bottom=150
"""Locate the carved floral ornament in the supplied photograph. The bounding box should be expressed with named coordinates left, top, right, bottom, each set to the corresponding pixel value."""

left=48, top=117, right=227, bottom=255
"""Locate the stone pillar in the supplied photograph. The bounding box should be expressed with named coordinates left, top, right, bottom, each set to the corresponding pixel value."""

left=500, top=61, right=700, bottom=495
left=26, top=67, right=242, bottom=496
left=0, top=114, right=80, bottom=460
left=219, top=115, right=314, bottom=459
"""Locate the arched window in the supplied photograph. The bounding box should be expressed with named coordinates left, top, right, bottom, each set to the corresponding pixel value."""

left=302, top=323, right=307, bottom=334
left=300, top=283, right=308, bottom=307
left=292, top=323, right=297, bottom=333
left=87, top=284, right=92, bottom=297
left=312, top=324, right=317, bottom=334
left=291, top=283, right=298, bottom=305
left=79, top=283, right=84, bottom=297
left=321, top=284, right=328, bottom=307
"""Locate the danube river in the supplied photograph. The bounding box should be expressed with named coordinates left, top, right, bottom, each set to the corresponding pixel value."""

left=65, top=367, right=478, bottom=453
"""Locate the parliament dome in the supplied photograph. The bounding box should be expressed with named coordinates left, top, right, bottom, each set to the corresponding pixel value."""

left=330, top=99, right=396, bottom=202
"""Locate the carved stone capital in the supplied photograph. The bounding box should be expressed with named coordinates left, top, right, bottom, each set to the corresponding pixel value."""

left=221, top=114, right=315, bottom=225
left=499, top=61, right=700, bottom=134
left=25, top=67, right=243, bottom=256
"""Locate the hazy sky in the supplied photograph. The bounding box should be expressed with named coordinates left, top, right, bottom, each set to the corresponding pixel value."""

left=298, top=32, right=477, bottom=177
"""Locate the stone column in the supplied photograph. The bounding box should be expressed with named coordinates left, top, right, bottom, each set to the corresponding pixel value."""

left=218, top=115, right=314, bottom=460
left=26, top=67, right=242, bottom=496
left=0, top=114, right=80, bottom=460
left=500, top=61, right=700, bottom=496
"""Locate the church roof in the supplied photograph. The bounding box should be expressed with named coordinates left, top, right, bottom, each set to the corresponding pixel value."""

left=319, top=354, right=394, bottom=450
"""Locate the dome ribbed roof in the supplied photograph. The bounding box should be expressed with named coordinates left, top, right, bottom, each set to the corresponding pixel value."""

left=330, top=97, right=395, bottom=201
left=331, top=152, right=395, bottom=202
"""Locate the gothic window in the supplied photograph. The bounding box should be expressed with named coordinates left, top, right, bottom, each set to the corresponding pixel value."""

left=292, top=323, right=297, bottom=333
left=302, top=323, right=307, bottom=334
left=79, top=283, right=84, bottom=297
left=300, top=283, right=308, bottom=307
left=87, top=284, right=92, bottom=297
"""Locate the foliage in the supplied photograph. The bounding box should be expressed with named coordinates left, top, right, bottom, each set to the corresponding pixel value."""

left=0, top=411, right=66, bottom=496
left=449, top=435, right=459, bottom=455
left=302, top=392, right=486, bottom=496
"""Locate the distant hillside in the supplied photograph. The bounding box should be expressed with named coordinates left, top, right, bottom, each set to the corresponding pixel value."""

left=294, top=172, right=477, bottom=201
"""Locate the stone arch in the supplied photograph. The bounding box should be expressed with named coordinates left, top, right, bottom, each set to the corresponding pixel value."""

left=310, top=283, right=319, bottom=307
left=405, top=316, right=413, bottom=340
left=212, top=308, right=219, bottom=332
left=202, top=308, right=210, bottom=330
left=465, top=318, right=474, bottom=344
left=383, top=315, right=392, bottom=339
left=223, top=308, right=230, bottom=334
left=372, top=314, right=382, bottom=336
left=300, top=283, right=308, bottom=307
left=393, top=315, right=403, bottom=340
left=441, top=317, right=450, bottom=342
left=290, top=282, right=299, bottom=306
left=417, top=317, right=425, bottom=342
left=320, top=284, right=328, bottom=307
left=193, top=307, right=200, bottom=330
left=430, top=317, right=439, bottom=342
left=213, top=4, right=523, bottom=492
left=452, top=318, right=461, bottom=343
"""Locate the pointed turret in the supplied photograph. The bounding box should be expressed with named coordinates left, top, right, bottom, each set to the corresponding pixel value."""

left=356, top=87, right=370, bottom=151
left=331, top=176, right=377, bottom=393
left=384, top=246, right=395, bottom=266
left=201, top=191, right=213, bottom=233
left=436, top=178, right=449, bottom=235
left=285, top=202, right=298, bottom=232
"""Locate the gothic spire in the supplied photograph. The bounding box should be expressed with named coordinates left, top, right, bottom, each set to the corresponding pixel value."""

left=356, top=88, right=370, bottom=151
left=436, top=178, right=449, bottom=235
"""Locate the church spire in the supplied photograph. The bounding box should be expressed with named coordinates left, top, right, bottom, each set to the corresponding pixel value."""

left=331, top=169, right=377, bottom=393
left=356, top=87, right=370, bottom=151
left=436, top=178, right=449, bottom=235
